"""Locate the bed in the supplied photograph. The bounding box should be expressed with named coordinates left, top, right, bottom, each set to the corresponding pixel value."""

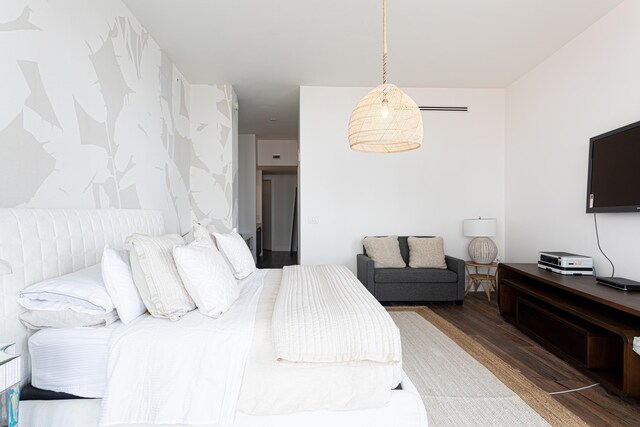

left=0, top=208, right=427, bottom=426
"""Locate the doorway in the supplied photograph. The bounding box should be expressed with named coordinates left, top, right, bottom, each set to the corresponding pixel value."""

left=258, top=172, right=298, bottom=268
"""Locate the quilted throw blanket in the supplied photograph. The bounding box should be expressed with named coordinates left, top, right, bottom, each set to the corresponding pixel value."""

left=272, top=265, right=401, bottom=364
left=99, top=270, right=267, bottom=426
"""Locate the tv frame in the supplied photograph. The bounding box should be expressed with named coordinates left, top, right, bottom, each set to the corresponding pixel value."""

left=586, top=119, right=640, bottom=213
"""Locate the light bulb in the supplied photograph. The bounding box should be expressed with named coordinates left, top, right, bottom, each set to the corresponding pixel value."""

left=381, top=98, right=389, bottom=119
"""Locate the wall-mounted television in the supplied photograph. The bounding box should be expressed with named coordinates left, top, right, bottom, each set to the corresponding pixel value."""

left=586, top=120, right=640, bottom=213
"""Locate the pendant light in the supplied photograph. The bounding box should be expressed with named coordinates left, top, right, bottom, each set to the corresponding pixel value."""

left=348, top=0, right=423, bottom=153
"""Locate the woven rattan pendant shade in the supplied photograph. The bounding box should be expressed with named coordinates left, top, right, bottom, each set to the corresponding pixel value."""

left=349, top=84, right=423, bottom=153
left=348, top=0, right=423, bottom=153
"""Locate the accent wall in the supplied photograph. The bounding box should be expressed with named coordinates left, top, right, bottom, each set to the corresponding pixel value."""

left=0, top=0, right=237, bottom=234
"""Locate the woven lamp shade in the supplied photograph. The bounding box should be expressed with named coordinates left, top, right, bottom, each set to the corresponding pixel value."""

left=348, top=83, right=423, bottom=153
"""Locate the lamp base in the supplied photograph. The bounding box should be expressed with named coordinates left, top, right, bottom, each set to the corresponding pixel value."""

left=468, top=237, right=497, bottom=264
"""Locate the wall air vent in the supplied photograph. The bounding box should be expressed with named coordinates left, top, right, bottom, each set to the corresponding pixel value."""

left=418, top=106, right=468, bottom=112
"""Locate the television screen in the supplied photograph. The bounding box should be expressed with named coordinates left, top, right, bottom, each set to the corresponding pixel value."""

left=586, top=120, right=640, bottom=213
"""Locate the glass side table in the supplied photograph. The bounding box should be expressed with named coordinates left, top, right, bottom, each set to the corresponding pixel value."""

left=0, top=343, right=20, bottom=427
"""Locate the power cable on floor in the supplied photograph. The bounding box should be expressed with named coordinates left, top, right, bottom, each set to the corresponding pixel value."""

left=548, top=383, right=600, bottom=395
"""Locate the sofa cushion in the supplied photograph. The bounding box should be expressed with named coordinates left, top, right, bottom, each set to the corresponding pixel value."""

left=363, top=236, right=406, bottom=268
left=375, top=267, right=457, bottom=284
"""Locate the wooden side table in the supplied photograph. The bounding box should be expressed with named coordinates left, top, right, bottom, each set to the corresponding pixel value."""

left=465, top=262, right=499, bottom=301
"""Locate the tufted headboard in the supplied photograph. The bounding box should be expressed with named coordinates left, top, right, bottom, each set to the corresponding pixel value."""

left=0, top=208, right=165, bottom=383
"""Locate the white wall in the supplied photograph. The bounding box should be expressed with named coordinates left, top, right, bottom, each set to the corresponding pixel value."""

left=238, top=134, right=257, bottom=258
left=264, top=174, right=297, bottom=252
left=505, top=0, right=640, bottom=280
left=257, top=139, right=298, bottom=166
left=299, top=86, right=505, bottom=271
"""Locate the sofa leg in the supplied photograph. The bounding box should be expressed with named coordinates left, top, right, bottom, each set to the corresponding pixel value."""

left=455, top=300, right=464, bottom=306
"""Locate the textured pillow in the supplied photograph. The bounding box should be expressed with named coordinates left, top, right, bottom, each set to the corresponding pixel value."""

left=192, top=223, right=215, bottom=245
left=173, top=240, right=239, bottom=318
left=127, top=234, right=195, bottom=321
left=408, top=236, right=447, bottom=269
left=101, top=246, right=147, bottom=324
left=363, top=236, right=406, bottom=268
left=213, top=231, right=257, bottom=279
left=16, top=264, right=114, bottom=315
left=19, top=309, right=119, bottom=330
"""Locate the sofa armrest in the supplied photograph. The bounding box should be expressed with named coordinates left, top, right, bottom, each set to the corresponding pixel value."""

left=445, top=255, right=466, bottom=301
left=357, top=254, right=376, bottom=295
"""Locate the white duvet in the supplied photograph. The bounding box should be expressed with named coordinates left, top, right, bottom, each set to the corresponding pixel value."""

left=237, top=269, right=402, bottom=415
left=272, top=265, right=402, bottom=364
left=99, top=270, right=266, bottom=426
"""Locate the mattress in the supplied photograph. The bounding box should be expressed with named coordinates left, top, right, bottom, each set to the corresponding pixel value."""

left=29, top=321, right=122, bottom=398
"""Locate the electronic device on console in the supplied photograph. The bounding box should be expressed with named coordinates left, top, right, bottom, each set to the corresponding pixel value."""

left=596, top=276, right=640, bottom=291
left=538, top=252, right=593, bottom=275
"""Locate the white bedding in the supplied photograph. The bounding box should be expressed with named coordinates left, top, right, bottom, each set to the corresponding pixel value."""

left=99, top=270, right=267, bottom=426
left=272, top=265, right=402, bottom=363
left=237, top=269, right=402, bottom=415
left=28, top=269, right=402, bottom=417
left=29, top=321, right=121, bottom=398
left=21, top=373, right=428, bottom=427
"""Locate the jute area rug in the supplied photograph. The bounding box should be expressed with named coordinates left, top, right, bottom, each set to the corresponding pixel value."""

left=388, top=308, right=587, bottom=427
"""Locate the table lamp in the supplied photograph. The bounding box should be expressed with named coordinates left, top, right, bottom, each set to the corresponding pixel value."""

left=463, top=217, right=498, bottom=264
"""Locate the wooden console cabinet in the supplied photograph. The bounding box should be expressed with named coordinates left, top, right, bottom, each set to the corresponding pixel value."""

left=498, top=263, right=640, bottom=398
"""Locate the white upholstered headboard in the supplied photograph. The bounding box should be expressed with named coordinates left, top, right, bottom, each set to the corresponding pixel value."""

left=0, top=208, right=165, bottom=383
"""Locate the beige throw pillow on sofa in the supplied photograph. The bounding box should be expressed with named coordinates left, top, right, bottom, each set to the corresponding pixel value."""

left=363, top=236, right=406, bottom=268
left=408, top=236, right=447, bottom=269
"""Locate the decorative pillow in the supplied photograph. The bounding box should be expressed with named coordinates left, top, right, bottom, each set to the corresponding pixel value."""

left=16, top=264, right=114, bottom=315
left=363, top=236, right=406, bottom=268
left=127, top=234, right=195, bottom=321
left=213, top=231, right=257, bottom=279
left=101, top=246, right=147, bottom=324
left=408, top=236, right=447, bottom=269
left=173, top=240, right=240, bottom=318
left=19, top=309, right=119, bottom=330
left=192, top=223, right=215, bottom=245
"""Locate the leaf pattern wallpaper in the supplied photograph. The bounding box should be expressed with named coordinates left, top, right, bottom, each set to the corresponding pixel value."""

left=0, top=1, right=237, bottom=234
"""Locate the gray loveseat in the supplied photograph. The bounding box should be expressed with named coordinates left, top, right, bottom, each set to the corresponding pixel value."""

left=357, top=236, right=465, bottom=304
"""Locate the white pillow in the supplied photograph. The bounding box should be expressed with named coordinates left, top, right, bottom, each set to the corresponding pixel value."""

left=19, top=309, right=119, bottom=330
left=192, top=223, right=215, bottom=245
left=16, top=264, right=114, bottom=315
left=173, top=240, right=239, bottom=318
left=101, top=246, right=147, bottom=324
left=127, top=233, right=195, bottom=321
left=213, top=231, right=257, bottom=279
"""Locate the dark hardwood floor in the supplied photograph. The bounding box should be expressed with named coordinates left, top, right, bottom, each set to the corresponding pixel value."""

left=425, top=293, right=640, bottom=426
left=257, top=250, right=298, bottom=269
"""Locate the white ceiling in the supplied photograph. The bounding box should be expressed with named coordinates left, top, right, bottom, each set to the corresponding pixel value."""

left=124, top=0, right=622, bottom=137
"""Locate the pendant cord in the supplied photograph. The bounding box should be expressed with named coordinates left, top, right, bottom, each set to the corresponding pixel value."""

left=382, top=0, right=387, bottom=84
